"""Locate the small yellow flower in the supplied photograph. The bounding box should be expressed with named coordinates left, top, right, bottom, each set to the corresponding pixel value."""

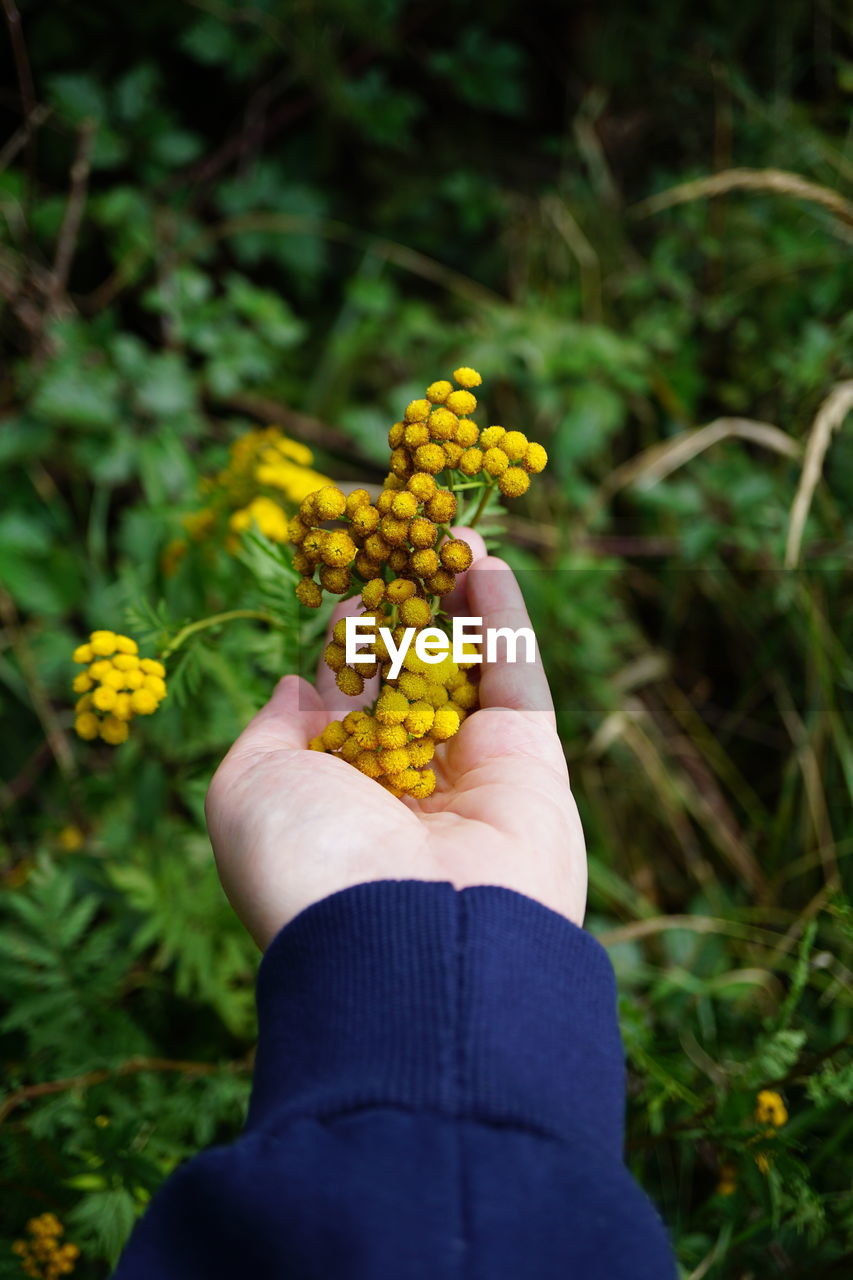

left=321, top=530, right=357, bottom=567
left=426, top=380, right=453, bottom=403
left=755, top=1090, right=788, bottom=1128
left=313, top=486, right=348, bottom=521
left=376, top=723, right=408, bottom=750
left=354, top=750, right=383, bottom=778
left=404, top=398, right=431, bottom=423
left=716, top=1164, right=737, bottom=1195
left=522, top=442, right=548, bottom=474
left=445, top=389, right=477, bottom=416
left=501, top=430, right=529, bottom=462
left=482, top=446, right=510, bottom=477
left=404, top=422, right=430, bottom=448
left=454, top=419, right=480, bottom=448
left=458, top=447, right=483, bottom=476
left=295, top=579, right=323, bottom=608
left=407, top=738, right=435, bottom=767
left=129, top=688, right=158, bottom=715
left=425, top=489, right=457, bottom=523
left=113, top=693, right=134, bottom=721
left=440, top=539, right=473, bottom=572
left=428, top=407, right=458, bottom=441
left=452, top=366, right=482, bottom=388
left=91, top=685, right=118, bottom=712
left=407, top=473, right=436, bottom=502
left=56, top=825, right=84, bottom=853
left=100, top=715, right=129, bottom=744
left=413, top=443, right=445, bottom=475
left=397, top=671, right=427, bottom=701
left=479, top=425, right=506, bottom=449
left=336, top=667, right=364, bottom=696
left=408, top=517, right=439, bottom=549
left=497, top=466, right=530, bottom=498
left=386, top=578, right=417, bottom=604
left=89, top=630, right=117, bottom=657
left=407, top=768, right=436, bottom=799
left=375, top=690, right=410, bottom=725
left=71, top=644, right=93, bottom=665
left=391, top=491, right=419, bottom=519
left=404, top=700, right=435, bottom=737
left=431, top=705, right=461, bottom=741
left=399, top=597, right=431, bottom=628
left=320, top=721, right=349, bottom=750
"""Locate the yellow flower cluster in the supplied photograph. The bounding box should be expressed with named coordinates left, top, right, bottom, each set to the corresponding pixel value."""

left=752, top=1089, right=789, bottom=1175
left=11, top=1215, right=79, bottom=1279
left=71, top=631, right=167, bottom=744
left=754, top=1089, right=788, bottom=1129
left=289, top=367, right=546, bottom=798
left=310, top=620, right=480, bottom=796
left=163, top=427, right=331, bottom=571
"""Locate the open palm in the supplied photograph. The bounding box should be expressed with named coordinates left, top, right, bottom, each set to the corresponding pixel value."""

left=206, top=531, right=587, bottom=949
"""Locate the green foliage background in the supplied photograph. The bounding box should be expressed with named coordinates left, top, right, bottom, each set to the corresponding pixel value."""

left=1, top=1, right=851, bottom=1275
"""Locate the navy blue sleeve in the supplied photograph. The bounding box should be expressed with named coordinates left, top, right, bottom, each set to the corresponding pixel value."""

left=113, top=879, right=676, bottom=1278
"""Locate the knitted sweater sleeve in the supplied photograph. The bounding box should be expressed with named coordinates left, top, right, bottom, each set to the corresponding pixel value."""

left=113, top=879, right=676, bottom=1279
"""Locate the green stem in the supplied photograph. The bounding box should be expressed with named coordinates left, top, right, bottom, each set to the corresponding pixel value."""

left=160, top=610, right=284, bottom=660
left=468, top=481, right=495, bottom=530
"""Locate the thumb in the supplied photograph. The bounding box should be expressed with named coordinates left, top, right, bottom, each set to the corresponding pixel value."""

left=465, top=557, right=555, bottom=720
left=241, top=673, right=328, bottom=751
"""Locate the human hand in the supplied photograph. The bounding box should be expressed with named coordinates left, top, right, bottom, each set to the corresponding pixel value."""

left=205, top=528, right=587, bottom=949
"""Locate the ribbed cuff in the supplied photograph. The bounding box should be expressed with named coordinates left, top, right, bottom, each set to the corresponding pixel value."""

left=246, top=880, right=625, bottom=1155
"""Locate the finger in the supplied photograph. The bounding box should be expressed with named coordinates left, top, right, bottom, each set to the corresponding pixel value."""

left=315, top=595, right=381, bottom=721
left=242, top=673, right=328, bottom=749
left=465, top=556, right=555, bottom=716
left=441, top=524, right=488, bottom=617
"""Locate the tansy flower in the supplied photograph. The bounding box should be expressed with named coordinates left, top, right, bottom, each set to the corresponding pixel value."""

left=288, top=364, right=543, bottom=799
left=72, top=633, right=167, bottom=744
left=404, top=399, right=431, bottom=422
left=453, top=366, right=482, bottom=388
left=229, top=495, right=289, bottom=544
left=413, top=443, right=445, bottom=475
left=498, top=467, right=530, bottom=498
left=56, top=825, right=84, bottom=852
left=482, top=446, right=510, bottom=477
left=755, top=1090, right=788, bottom=1128
left=445, top=389, right=476, bottom=416
left=426, top=380, right=453, bottom=403
left=479, top=425, right=505, bottom=449
left=12, top=1214, right=80, bottom=1279
left=501, top=431, right=529, bottom=462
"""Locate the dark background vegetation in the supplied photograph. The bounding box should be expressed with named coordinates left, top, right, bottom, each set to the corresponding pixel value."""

left=1, top=1, right=851, bottom=1275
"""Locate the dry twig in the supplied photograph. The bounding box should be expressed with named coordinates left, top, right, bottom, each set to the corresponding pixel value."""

left=784, top=381, right=853, bottom=569
left=0, top=1055, right=252, bottom=1126
left=631, top=167, right=853, bottom=241
left=48, top=119, right=97, bottom=314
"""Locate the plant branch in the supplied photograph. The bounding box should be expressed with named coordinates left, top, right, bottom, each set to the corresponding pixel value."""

left=0, top=1055, right=252, bottom=1126
left=160, top=609, right=286, bottom=660
left=48, top=119, right=97, bottom=315
left=2, top=0, right=37, bottom=195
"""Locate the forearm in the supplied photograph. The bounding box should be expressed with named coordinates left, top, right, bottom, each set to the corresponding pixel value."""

left=114, top=879, right=676, bottom=1278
